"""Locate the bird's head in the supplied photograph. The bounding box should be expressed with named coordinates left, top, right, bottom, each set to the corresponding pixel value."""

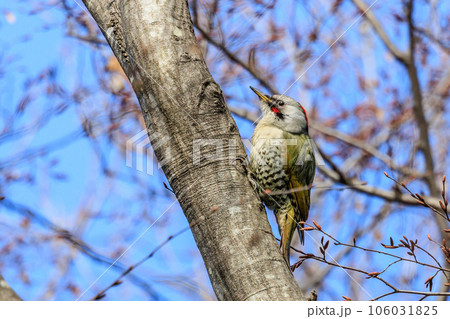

left=250, top=86, right=309, bottom=134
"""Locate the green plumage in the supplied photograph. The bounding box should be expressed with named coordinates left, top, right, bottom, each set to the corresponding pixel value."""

left=279, top=131, right=315, bottom=263
left=249, top=87, right=316, bottom=267
left=250, top=126, right=315, bottom=266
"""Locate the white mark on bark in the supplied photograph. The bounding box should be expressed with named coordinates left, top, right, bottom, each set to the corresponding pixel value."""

left=106, top=27, right=114, bottom=38
left=173, top=27, right=183, bottom=37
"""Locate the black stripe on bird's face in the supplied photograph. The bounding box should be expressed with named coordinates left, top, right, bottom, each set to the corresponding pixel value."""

left=270, top=99, right=285, bottom=120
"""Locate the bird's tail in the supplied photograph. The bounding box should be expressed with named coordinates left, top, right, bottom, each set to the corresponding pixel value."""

left=278, top=206, right=297, bottom=266
left=297, top=224, right=305, bottom=245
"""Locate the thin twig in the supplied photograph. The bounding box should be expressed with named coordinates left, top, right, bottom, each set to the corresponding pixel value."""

left=90, top=226, right=190, bottom=300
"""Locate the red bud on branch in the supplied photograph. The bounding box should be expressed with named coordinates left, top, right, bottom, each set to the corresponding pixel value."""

left=312, top=220, right=322, bottom=231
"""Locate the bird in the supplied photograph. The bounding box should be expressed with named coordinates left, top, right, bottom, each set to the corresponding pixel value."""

left=249, top=86, right=315, bottom=266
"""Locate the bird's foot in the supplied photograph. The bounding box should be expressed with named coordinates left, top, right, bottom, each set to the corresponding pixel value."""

left=307, top=290, right=318, bottom=301
left=247, top=171, right=259, bottom=192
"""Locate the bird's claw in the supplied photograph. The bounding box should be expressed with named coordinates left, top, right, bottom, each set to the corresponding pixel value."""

left=307, top=290, right=318, bottom=301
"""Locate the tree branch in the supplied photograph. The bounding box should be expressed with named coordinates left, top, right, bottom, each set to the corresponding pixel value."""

left=194, top=23, right=278, bottom=95
left=0, top=274, right=22, bottom=301
left=318, top=165, right=443, bottom=211
left=405, top=0, right=437, bottom=194
left=351, top=0, right=437, bottom=194
left=351, top=0, right=409, bottom=64
left=0, top=198, right=160, bottom=299
left=309, top=123, right=424, bottom=178
left=91, top=226, right=190, bottom=300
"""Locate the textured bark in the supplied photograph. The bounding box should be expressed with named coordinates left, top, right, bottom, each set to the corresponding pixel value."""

left=81, top=0, right=304, bottom=300
left=0, top=274, right=22, bottom=301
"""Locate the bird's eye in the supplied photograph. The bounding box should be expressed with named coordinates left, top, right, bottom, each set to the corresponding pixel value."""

left=278, top=101, right=284, bottom=106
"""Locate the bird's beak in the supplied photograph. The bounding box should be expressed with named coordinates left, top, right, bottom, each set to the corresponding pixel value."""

left=250, top=86, right=272, bottom=103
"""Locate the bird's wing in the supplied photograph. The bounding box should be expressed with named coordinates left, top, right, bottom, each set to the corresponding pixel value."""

left=283, top=132, right=316, bottom=244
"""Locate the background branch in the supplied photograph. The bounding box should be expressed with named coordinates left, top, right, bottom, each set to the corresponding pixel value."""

left=0, top=274, right=22, bottom=301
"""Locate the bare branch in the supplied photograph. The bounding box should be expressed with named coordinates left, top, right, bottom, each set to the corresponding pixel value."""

left=0, top=274, right=22, bottom=301
left=350, top=0, right=409, bottom=63
left=292, top=224, right=450, bottom=301
left=91, top=227, right=190, bottom=300
left=414, top=26, right=450, bottom=55
left=193, top=23, right=278, bottom=94
left=0, top=199, right=160, bottom=299
left=309, top=123, right=424, bottom=178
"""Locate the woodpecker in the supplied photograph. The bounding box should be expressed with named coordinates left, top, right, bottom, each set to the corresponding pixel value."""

left=249, top=86, right=315, bottom=266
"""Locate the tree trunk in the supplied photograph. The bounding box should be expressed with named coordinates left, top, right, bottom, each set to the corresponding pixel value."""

left=81, top=0, right=305, bottom=300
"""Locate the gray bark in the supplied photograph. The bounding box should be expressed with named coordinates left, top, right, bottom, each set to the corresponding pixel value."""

left=0, top=274, right=22, bottom=301
left=81, top=0, right=305, bottom=300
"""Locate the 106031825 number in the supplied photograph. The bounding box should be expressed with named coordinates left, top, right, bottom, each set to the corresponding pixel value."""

left=368, top=305, right=438, bottom=316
